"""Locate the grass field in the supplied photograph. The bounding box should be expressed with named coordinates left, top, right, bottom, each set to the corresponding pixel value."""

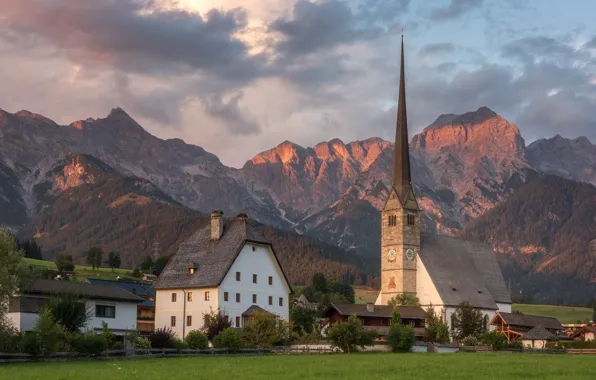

left=513, top=304, right=593, bottom=324
left=24, top=257, right=132, bottom=281
left=1, top=354, right=595, bottom=380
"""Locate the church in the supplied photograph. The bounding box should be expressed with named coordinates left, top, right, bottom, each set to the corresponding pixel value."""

left=374, top=36, right=512, bottom=330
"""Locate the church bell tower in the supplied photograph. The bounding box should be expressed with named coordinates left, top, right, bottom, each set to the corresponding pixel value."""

left=378, top=33, right=421, bottom=305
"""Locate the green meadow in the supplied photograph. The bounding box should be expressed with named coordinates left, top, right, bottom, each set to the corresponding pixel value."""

left=1, top=353, right=594, bottom=380
left=24, top=257, right=132, bottom=281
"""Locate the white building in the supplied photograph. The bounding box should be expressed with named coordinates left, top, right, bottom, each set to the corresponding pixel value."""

left=8, top=279, right=142, bottom=334
left=153, top=211, right=292, bottom=338
left=374, top=35, right=512, bottom=331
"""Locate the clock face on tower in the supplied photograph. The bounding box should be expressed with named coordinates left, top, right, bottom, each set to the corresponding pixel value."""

left=405, top=249, right=415, bottom=261
left=387, top=249, right=397, bottom=262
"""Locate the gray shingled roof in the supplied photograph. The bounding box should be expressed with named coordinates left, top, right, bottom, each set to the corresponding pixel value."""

left=329, top=303, right=426, bottom=319
left=522, top=325, right=558, bottom=340
left=497, top=312, right=563, bottom=331
left=419, top=235, right=511, bottom=309
left=154, top=216, right=291, bottom=290
left=24, top=279, right=143, bottom=303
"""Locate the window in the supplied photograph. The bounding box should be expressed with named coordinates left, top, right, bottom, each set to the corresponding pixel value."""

left=236, top=272, right=241, bottom=281
left=187, top=292, right=193, bottom=302
left=205, top=291, right=211, bottom=301
left=279, top=297, right=283, bottom=307
left=189, top=267, right=195, bottom=275
left=236, top=293, right=241, bottom=303
left=252, top=294, right=257, bottom=304
left=236, top=316, right=241, bottom=327
left=268, top=276, right=273, bottom=285
left=407, top=214, right=415, bottom=226
left=224, top=292, right=229, bottom=302
left=171, top=293, right=177, bottom=302
left=268, top=296, right=273, bottom=306
left=253, top=274, right=257, bottom=284
left=95, top=305, right=116, bottom=318
left=187, top=315, right=192, bottom=327
left=171, top=316, right=176, bottom=327
left=388, top=215, right=397, bottom=226
left=409, top=320, right=415, bottom=327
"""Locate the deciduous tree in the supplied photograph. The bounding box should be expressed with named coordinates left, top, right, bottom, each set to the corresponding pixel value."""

left=0, top=229, right=33, bottom=324
left=86, top=247, right=104, bottom=271
left=107, top=251, right=121, bottom=272
left=327, top=315, right=376, bottom=353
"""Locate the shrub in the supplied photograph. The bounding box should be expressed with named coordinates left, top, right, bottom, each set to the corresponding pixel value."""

left=213, top=328, right=243, bottom=351
left=172, top=338, right=188, bottom=350
left=186, top=330, right=208, bottom=350
left=132, top=268, right=142, bottom=278
left=424, top=307, right=450, bottom=343
left=100, top=321, right=116, bottom=348
left=149, top=327, right=176, bottom=349
left=134, top=337, right=152, bottom=354
left=21, top=308, right=66, bottom=358
left=244, top=311, right=291, bottom=348
left=111, top=341, right=124, bottom=350
left=478, top=332, right=507, bottom=348
left=0, top=325, right=20, bottom=353
left=387, top=324, right=415, bottom=353
left=70, top=333, right=109, bottom=356
left=290, top=306, right=317, bottom=334
left=460, top=335, right=480, bottom=346
left=327, top=315, right=376, bottom=353
left=202, top=308, right=232, bottom=341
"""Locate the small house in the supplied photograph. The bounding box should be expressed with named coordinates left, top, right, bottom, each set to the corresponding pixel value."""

left=8, top=279, right=143, bottom=335
left=490, top=312, right=564, bottom=342
left=324, top=303, right=426, bottom=340
left=570, top=325, right=596, bottom=342
left=521, top=325, right=559, bottom=349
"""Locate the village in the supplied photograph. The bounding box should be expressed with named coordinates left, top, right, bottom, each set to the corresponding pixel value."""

left=2, top=36, right=595, bottom=362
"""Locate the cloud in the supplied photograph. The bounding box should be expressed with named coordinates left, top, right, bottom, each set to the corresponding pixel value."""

left=418, top=43, right=457, bottom=57
left=201, top=92, right=261, bottom=135
left=0, top=0, right=261, bottom=82
left=429, top=0, right=484, bottom=21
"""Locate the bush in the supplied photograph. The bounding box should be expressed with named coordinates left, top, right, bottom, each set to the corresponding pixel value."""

left=70, top=333, right=109, bottom=356
left=21, top=307, right=66, bottom=358
left=111, top=341, right=124, bottom=350
left=47, top=293, right=91, bottom=333
left=186, top=330, right=208, bottom=349
left=202, top=308, right=232, bottom=341
left=290, top=306, right=317, bottom=334
left=387, top=324, right=415, bottom=353
left=0, top=325, right=21, bottom=353
left=100, top=321, right=116, bottom=348
left=172, top=338, right=188, bottom=350
left=213, top=328, right=243, bottom=351
left=327, top=315, right=376, bottom=353
left=134, top=337, right=152, bottom=354
left=460, top=335, right=480, bottom=346
left=149, top=327, right=176, bottom=349
left=424, top=307, right=450, bottom=343
left=244, top=311, right=292, bottom=348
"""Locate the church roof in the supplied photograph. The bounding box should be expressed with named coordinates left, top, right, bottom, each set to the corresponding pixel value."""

left=391, top=33, right=415, bottom=208
left=153, top=216, right=291, bottom=290
left=419, top=235, right=512, bottom=309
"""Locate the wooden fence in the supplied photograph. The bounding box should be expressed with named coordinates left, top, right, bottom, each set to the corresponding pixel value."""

left=0, top=346, right=335, bottom=364
left=567, top=348, right=596, bottom=355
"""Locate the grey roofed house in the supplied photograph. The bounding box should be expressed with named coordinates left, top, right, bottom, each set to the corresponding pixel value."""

left=87, top=278, right=156, bottom=307
left=418, top=235, right=512, bottom=309
left=522, top=325, right=559, bottom=341
left=153, top=214, right=292, bottom=291
left=327, top=303, right=426, bottom=320
left=23, top=279, right=144, bottom=303
left=495, top=312, right=564, bottom=331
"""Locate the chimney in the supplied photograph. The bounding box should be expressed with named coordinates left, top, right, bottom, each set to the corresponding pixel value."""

left=210, top=210, right=224, bottom=240
left=366, top=303, right=374, bottom=313
left=236, top=213, right=248, bottom=220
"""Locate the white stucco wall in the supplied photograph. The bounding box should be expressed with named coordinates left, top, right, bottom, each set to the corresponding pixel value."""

left=154, top=242, right=291, bottom=338
left=7, top=312, right=38, bottom=332
left=416, top=258, right=444, bottom=309
left=496, top=302, right=512, bottom=313
left=218, top=243, right=291, bottom=327
left=155, top=287, right=218, bottom=337
left=87, top=300, right=138, bottom=333
left=585, top=332, right=595, bottom=341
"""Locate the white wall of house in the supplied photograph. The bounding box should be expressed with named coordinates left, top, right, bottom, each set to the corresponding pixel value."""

left=8, top=299, right=138, bottom=334
left=155, top=287, right=218, bottom=337
left=586, top=332, right=595, bottom=341
left=87, top=300, right=138, bottom=333
left=218, top=243, right=290, bottom=328
left=496, top=302, right=512, bottom=313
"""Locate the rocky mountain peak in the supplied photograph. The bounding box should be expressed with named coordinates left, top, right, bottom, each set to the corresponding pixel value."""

left=426, top=106, right=498, bottom=130
left=250, top=140, right=308, bottom=165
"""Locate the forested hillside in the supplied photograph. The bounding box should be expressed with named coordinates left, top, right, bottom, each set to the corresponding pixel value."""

left=464, top=176, right=596, bottom=304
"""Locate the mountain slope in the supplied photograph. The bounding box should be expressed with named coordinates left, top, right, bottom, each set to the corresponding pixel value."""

left=527, top=134, right=596, bottom=187
left=0, top=158, right=28, bottom=230
left=18, top=154, right=373, bottom=285
left=463, top=175, right=596, bottom=304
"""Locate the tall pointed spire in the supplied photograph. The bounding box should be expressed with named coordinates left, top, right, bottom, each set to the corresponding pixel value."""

left=391, top=31, right=413, bottom=204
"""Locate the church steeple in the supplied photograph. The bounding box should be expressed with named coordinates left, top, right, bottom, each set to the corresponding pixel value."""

left=392, top=32, right=413, bottom=205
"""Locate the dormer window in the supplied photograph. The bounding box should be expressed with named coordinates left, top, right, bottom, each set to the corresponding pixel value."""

left=189, top=263, right=198, bottom=275
left=189, top=268, right=195, bottom=275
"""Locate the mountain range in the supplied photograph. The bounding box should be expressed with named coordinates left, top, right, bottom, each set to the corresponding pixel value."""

left=1, top=106, right=595, bottom=304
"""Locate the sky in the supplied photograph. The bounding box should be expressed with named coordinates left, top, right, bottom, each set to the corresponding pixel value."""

left=1, top=0, right=595, bottom=167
